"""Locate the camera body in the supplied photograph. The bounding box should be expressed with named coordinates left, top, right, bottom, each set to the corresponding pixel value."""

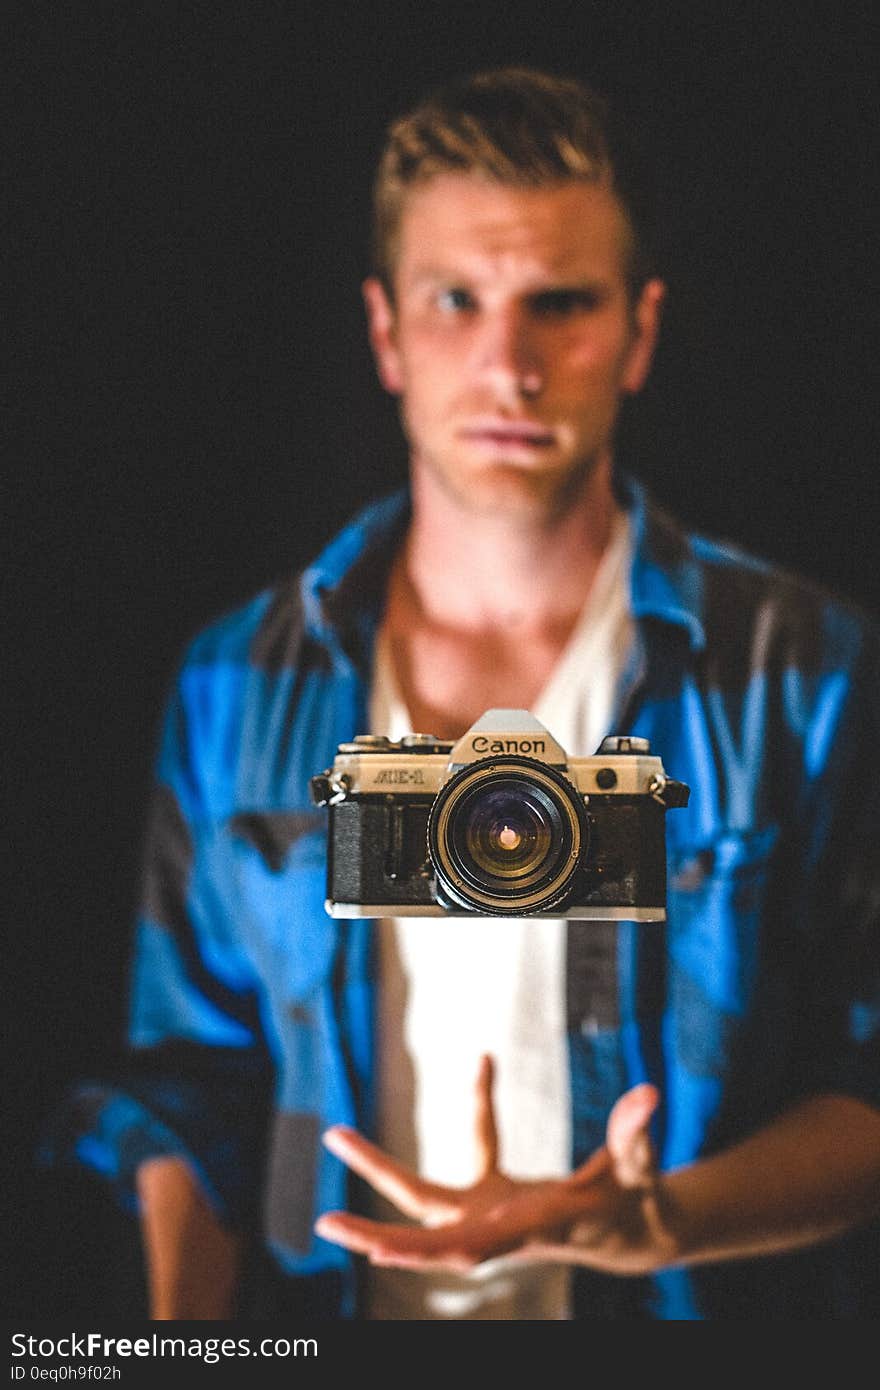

left=310, top=709, right=689, bottom=921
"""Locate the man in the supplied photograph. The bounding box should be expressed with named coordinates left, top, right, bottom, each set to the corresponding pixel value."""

left=47, top=68, right=880, bottom=1319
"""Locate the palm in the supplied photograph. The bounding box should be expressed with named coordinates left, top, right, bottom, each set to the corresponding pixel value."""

left=315, top=1056, right=669, bottom=1274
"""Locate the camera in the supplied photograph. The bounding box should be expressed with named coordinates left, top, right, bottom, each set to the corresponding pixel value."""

left=310, top=709, right=689, bottom=920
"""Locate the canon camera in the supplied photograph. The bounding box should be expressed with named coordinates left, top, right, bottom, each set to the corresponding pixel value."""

left=310, top=709, right=689, bottom=920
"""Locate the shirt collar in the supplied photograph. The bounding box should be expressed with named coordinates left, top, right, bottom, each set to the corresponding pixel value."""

left=300, top=490, right=411, bottom=660
left=301, top=473, right=707, bottom=656
left=619, top=474, right=707, bottom=651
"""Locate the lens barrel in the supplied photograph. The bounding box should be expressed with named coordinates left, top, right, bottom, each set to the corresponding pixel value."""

left=427, top=756, right=588, bottom=914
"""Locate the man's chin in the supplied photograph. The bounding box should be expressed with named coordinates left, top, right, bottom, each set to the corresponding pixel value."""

left=431, top=458, right=596, bottom=524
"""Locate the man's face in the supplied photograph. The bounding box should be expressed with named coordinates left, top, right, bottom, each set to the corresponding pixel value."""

left=364, top=174, right=665, bottom=521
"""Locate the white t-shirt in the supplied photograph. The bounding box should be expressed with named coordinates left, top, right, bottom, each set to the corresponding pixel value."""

left=365, top=512, right=634, bottom=1319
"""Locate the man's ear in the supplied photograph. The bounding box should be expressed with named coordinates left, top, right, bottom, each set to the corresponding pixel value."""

left=362, top=277, right=403, bottom=395
left=621, top=277, right=666, bottom=395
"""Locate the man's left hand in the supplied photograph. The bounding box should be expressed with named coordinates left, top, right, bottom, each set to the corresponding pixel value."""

left=314, top=1054, right=677, bottom=1274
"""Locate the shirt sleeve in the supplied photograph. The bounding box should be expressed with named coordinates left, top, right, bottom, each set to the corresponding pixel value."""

left=39, top=656, right=272, bottom=1227
left=39, top=1043, right=272, bottom=1225
left=795, top=611, right=880, bottom=1112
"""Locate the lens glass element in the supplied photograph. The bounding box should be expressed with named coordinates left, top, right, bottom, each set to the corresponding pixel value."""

left=428, top=758, right=587, bottom=914
left=453, top=783, right=556, bottom=883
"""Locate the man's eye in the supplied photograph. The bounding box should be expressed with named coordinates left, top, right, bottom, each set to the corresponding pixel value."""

left=531, top=289, right=602, bottom=316
left=437, top=288, right=475, bottom=312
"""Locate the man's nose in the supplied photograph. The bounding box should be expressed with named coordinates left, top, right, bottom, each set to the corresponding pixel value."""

left=474, top=307, right=544, bottom=399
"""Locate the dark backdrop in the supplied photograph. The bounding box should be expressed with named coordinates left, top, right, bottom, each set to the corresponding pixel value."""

left=5, top=3, right=877, bottom=1316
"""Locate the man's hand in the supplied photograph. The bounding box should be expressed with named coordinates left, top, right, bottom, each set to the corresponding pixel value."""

left=314, top=1055, right=678, bottom=1275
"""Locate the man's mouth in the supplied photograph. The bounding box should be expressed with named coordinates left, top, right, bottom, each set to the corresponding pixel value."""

left=458, top=419, right=556, bottom=449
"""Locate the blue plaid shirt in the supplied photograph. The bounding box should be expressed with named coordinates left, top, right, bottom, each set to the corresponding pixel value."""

left=45, top=475, right=880, bottom=1318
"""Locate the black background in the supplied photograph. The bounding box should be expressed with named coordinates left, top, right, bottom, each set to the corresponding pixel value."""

left=5, top=2, right=878, bottom=1317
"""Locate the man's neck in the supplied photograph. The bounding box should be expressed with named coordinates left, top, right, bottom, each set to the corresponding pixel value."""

left=399, top=456, right=621, bottom=635
left=378, top=454, right=624, bottom=737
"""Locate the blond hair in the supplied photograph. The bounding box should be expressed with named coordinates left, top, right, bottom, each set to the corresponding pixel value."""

left=372, top=68, right=654, bottom=296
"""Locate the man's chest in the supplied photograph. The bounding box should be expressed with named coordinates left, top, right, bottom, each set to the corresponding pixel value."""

left=383, top=621, right=575, bottom=738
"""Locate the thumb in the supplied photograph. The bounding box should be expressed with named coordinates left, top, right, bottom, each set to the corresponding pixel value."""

left=473, top=1053, right=500, bottom=1180
left=606, top=1083, right=660, bottom=1189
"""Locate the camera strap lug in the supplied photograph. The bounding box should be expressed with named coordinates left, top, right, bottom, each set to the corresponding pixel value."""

left=309, top=771, right=352, bottom=806
left=649, top=774, right=690, bottom=808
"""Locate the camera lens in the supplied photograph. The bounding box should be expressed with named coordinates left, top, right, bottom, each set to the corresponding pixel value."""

left=453, top=782, right=557, bottom=882
left=428, top=758, right=588, bottom=914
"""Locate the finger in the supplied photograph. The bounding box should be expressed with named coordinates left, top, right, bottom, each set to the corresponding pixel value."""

left=319, top=1180, right=593, bottom=1272
left=606, top=1083, right=660, bottom=1189
left=322, top=1126, right=456, bottom=1220
left=473, top=1053, right=500, bottom=1179
left=314, top=1211, right=424, bottom=1258
left=316, top=1202, right=527, bottom=1271
left=314, top=1208, right=481, bottom=1268
left=567, top=1144, right=612, bottom=1188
